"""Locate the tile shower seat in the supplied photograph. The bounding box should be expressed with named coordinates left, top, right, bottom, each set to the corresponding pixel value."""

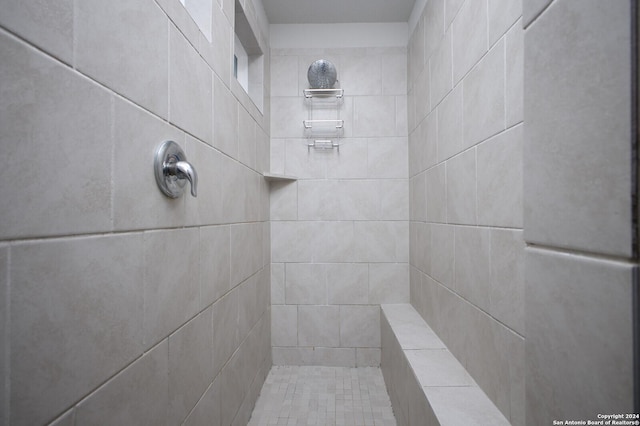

left=380, top=304, right=510, bottom=426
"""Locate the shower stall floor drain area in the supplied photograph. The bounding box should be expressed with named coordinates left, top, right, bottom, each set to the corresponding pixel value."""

left=248, top=366, right=396, bottom=426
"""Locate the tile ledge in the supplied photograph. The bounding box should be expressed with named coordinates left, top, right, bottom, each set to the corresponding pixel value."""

left=262, top=172, right=298, bottom=182
left=381, top=303, right=511, bottom=426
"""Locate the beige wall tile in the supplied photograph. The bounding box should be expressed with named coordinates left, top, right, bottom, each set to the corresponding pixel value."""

left=143, top=228, right=200, bottom=347
left=437, top=84, right=463, bottom=162
left=212, top=291, right=239, bottom=378
left=430, top=224, right=454, bottom=288
left=185, top=138, right=225, bottom=226
left=452, top=0, right=488, bottom=83
left=271, top=263, right=286, bottom=304
left=382, top=51, right=408, bottom=96
left=213, top=75, right=239, bottom=156
left=410, top=172, right=427, bottom=222
left=524, top=0, right=632, bottom=257
left=340, top=53, right=382, bottom=96
left=271, top=221, right=315, bottom=263
left=429, top=29, right=452, bottom=107
left=271, top=305, right=297, bottom=347
left=271, top=55, right=299, bottom=97
left=463, top=40, right=505, bottom=148
left=10, top=235, right=144, bottom=425
left=454, top=227, right=491, bottom=312
left=168, top=310, right=214, bottom=424
left=353, top=95, right=398, bottom=137
left=526, top=248, right=634, bottom=423
left=426, top=164, right=447, bottom=223
left=340, top=305, right=381, bottom=348
left=368, top=137, right=409, bottom=179
left=356, top=348, right=381, bottom=367
left=369, top=263, right=410, bottom=304
left=230, top=222, right=263, bottom=286
left=238, top=105, right=257, bottom=169
left=76, top=340, right=169, bottom=426
left=169, top=25, right=213, bottom=143
left=490, top=229, right=525, bottom=335
left=0, top=0, right=73, bottom=64
left=506, top=21, right=524, bottom=127
left=446, top=149, right=477, bottom=225
left=76, top=0, right=168, bottom=118
left=285, top=263, right=327, bottom=305
left=200, top=225, right=231, bottom=308
left=112, top=99, right=185, bottom=231
left=0, top=34, right=112, bottom=240
left=424, top=0, right=445, bottom=61
left=488, top=0, right=522, bottom=46
left=477, top=125, right=523, bottom=228
left=298, top=305, right=340, bottom=347
left=327, top=263, right=369, bottom=304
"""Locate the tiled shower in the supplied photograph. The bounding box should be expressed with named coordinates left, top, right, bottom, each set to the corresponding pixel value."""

left=0, top=0, right=636, bottom=425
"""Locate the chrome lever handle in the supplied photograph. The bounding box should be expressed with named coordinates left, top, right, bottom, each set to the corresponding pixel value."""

left=154, top=141, right=198, bottom=198
left=172, top=160, right=197, bottom=197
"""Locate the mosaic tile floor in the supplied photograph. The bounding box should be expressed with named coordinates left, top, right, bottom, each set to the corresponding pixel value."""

left=248, top=366, right=397, bottom=426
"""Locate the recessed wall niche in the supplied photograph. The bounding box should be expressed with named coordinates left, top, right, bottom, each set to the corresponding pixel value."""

left=234, top=0, right=264, bottom=112
left=179, top=0, right=212, bottom=42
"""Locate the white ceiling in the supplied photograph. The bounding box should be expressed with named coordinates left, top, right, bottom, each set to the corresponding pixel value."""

left=262, top=0, right=418, bottom=24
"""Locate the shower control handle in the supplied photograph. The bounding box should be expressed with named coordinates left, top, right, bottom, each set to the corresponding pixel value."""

left=154, top=140, right=198, bottom=198
left=170, top=161, right=198, bottom=197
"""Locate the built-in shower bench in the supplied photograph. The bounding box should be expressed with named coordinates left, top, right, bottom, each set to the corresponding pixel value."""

left=380, top=304, right=510, bottom=426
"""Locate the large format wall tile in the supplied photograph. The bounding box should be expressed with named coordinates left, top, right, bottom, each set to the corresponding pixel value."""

left=327, top=263, right=369, bottom=304
left=490, top=229, right=525, bottom=335
left=452, top=0, right=488, bottom=83
left=523, top=0, right=632, bottom=257
left=168, top=310, right=214, bottom=424
left=271, top=305, right=298, bottom=347
left=429, top=29, right=452, bottom=107
left=76, top=0, right=168, bottom=118
left=169, top=24, right=213, bottom=144
left=526, top=248, right=634, bottom=424
left=298, top=305, right=340, bottom=347
left=285, top=263, right=327, bottom=305
left=270, top=46, right=408, bottom=363
left=75, top=340, right=169, bottom=426
left=212, top=291, right=240, bottom=378
left=200, top=225, right=231, bottom=308
left=454, top=226, right=491, bottom=312
left=340, top=306, right=381, bottom=348
left=463, top=40, right=505, bottom=148
left=1, top=0, right=270, bottom=424
left=112, top=99, right=185, bottom=231
left=10, top=235, right=144, bottom=426
left=477, top=124, right=523, bottom=228
left=446, top=149, right=477, bottom=225
left=408, top=0, right=525, bottom=421
left=506, top=20, right=524, bottom=127
left=353, top=96, right=398, bottom=138
left=230, top=222, right=263, bottom=286
left=0, top=0, right=73, bottom=64
left=213, top=75, right=239, bottom=156
left=143, top=228, right=200, bottom=347
left=488, top=0, right=522, bottom=47
left=437, top=84, right=464, bottom=161
left=0, top=34, right=112, bottom=239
